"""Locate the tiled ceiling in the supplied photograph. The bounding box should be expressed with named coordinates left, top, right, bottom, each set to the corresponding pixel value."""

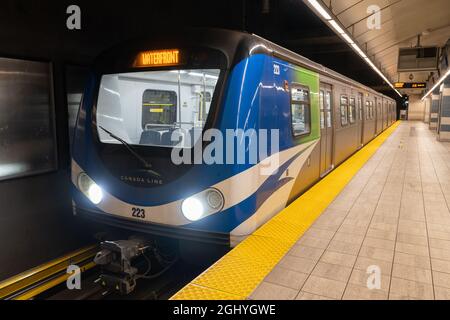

left=320, top=0, right=450, bottom=87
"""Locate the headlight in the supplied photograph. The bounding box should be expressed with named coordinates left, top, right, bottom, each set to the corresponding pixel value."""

left=181, top=188, right=224, bottom=221
left=181, top=197, right=204, bottom=221
left=77, top=173, right=103, bottom=204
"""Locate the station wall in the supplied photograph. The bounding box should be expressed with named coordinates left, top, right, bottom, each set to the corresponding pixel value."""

left=0, top=0, right=241, bottom=280
left=408, top=95, right=427, bottom=120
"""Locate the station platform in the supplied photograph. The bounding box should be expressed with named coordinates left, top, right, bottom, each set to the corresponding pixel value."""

left=171, top=121, right=450, bottom=300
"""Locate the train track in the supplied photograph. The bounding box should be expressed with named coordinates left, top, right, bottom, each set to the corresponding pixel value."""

left=0, top=245, right=98, bottom=300
left=0, top=244, right=203, bottom=300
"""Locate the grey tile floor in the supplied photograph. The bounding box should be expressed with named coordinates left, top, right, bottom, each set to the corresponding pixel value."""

left=250, top=121, right=450, bottom=300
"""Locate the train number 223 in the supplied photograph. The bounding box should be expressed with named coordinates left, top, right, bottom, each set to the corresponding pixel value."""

left=131, top=207, right=145, bottom=219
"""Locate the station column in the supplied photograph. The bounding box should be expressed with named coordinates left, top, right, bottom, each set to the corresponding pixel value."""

left=438, top=78, right=450, bottom=141
left=429, top=88, right=440, bottom=130
left=424, top=96, right=431, bottom=123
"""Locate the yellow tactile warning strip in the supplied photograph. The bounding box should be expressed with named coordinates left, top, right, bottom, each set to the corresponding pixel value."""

left=171, top=121, right=401, bottom=300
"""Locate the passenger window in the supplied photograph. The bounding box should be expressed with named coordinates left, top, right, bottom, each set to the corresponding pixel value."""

left=349, top=98, right=356, bottom=124
left=340, top=96, right=348, bottom=126
left=290, top=85, right=311, bottom=136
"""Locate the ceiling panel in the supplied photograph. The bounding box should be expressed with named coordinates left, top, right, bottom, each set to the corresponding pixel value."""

left=321, top=0, right=450, bottom=84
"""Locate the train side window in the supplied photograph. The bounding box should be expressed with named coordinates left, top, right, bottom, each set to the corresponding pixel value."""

left=340, top=95, right=349, bottom=126
left=290, top=85, right=311, bottom=136
left=349, top=98, right=356, bottom=124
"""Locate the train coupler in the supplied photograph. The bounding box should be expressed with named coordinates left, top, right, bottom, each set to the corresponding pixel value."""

left=94, top=238, right=149, bottom=295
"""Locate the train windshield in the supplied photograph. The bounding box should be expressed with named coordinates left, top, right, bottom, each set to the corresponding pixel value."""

left=96, top=69, right=220, bottom=148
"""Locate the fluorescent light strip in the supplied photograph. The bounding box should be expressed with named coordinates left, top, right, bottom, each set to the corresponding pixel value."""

left=363, top=57, right=401, bottom=96
left=351, top=43, right=367, bottom=58
left=307, top=0, right=332, bottom=20
left=329, top=20, right=345, bottom=34
left=422, top=69, right=450, bottom=100
left=205, top=74, right=219, bottom=80
left=341, top=33, right=354, bottom=44
left=188, top=72, right=219, bottom=80
left=188, top=72, right=203, bottom=77
left=305, top=0, right=401, bottom=98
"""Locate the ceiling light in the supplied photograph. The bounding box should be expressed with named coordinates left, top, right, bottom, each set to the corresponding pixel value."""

left=188, top=72, right=204, bottom=77
left=351, top=43, right=367, bottom=58
left=422, top=69, right=450, bottom=100
left=341, top=33, right=354, bottom=44
left=304, top=0, right=402, bottom=98
left=307, top=0, right=331, bottom=20
left=329, top=20, right=345, bottom=34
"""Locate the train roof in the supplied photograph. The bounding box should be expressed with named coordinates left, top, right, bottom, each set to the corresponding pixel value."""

left=95, top=28, right=395, bottom=101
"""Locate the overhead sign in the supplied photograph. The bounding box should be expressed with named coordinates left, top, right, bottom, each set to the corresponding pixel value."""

left=394, top=82, right=426, bottom=89
left=134, top=49, right=180, bottom=68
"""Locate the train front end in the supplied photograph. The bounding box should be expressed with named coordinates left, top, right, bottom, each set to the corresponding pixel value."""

left=70, top=42, right=237, bottom=245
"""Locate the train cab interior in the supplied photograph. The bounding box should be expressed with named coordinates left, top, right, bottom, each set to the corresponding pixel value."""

left=97, top=69, right=221, bottom=148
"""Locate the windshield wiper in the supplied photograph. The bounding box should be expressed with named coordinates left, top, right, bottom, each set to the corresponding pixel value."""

left=99, top=126, right=161, bottom=177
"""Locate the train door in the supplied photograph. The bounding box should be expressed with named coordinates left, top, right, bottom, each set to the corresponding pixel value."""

left=357, top=92, right=364, bottom=147
left=319, top=83, right=334, bottom=176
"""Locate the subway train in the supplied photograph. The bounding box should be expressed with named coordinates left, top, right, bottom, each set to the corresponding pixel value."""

left=71, top=29, right=396, bottom=248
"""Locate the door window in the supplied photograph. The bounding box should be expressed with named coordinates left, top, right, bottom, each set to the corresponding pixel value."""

left=290, top=85, right=311, bottom=136
left=349, top=98, right=356, bottom=124
left=358, top=95, right=363, bottom=120
left=340, top=96, right=348, bottom=126
left=319, top=90, right=325, bottom=129
left=326, top=91, right=332, bottom=128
